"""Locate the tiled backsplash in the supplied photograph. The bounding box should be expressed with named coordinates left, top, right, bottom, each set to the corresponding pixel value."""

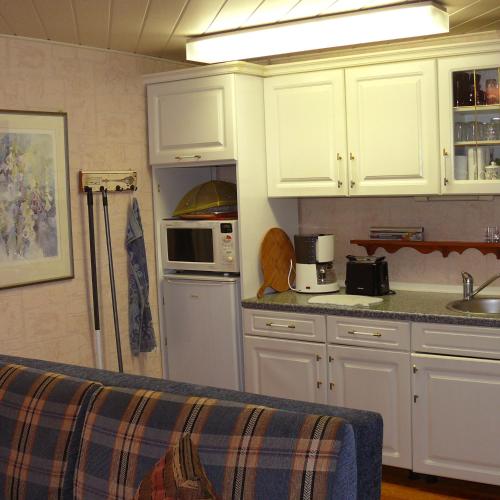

left=0, top=36, right=184, bottom=375
left=300, top=196, right=500, bottom=288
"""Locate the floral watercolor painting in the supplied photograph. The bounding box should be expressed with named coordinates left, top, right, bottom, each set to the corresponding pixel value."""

left=0, top=132, right=58, bottom=261
left=0, top=111, right=73, bottom=289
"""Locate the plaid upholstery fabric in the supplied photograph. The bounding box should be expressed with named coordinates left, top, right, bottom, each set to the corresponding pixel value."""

left=74, top=386, right=347, bottom=500
left=0, top=363, right=101, bottom=500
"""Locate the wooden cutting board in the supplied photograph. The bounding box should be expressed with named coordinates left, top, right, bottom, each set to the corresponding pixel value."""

left=257, top=228, right=295, bottom=298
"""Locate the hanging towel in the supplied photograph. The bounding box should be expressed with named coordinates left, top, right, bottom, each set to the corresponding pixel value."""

left=126, top=198, right=156, bottom=355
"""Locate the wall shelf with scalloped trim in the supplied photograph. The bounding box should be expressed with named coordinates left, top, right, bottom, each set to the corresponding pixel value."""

left=350, top=240, right=500, bottom=259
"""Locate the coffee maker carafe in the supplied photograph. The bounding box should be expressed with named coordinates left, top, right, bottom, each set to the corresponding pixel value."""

left=294, top=234, right=340, bottom=293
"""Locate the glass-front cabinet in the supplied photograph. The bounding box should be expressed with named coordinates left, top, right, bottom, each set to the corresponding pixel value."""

left=439, top=54, right=500, bottom=194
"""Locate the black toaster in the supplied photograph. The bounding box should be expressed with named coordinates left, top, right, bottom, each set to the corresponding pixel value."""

left=345, top=255, right=390, bottom=296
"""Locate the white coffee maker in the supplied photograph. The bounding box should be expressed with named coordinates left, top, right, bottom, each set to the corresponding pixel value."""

left=294, top=234, right=339, bottom=293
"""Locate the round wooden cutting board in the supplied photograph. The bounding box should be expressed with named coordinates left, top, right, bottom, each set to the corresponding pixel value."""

left=257, top=228, right=296, bottom=298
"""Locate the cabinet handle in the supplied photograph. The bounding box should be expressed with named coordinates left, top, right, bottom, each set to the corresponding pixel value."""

left=413, top=364, right=418, bottom=373
left=174, top=154, right=202, bottom=160
left=317, top=381, right=323, bottom=388
left=347, top=330, right=382, bottom=337
left=414, top=395, right=419, bottom=403
left=329, top=382, right=335, bottom=390
left=442, top=148, right=450, bottom=187
left=329, top=355, right=333, bottom=362
left=350, top=180, right=356, bottom=189
left=265, top=322, right=296, bottom=329
left=349, top=152, right=355, bottom=161
left=337, top=180, right=343, bottom=188
left=316, top=354, right=322, bottom=361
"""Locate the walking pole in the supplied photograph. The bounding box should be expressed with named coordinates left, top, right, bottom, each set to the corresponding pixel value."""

left=84, top=187, right=104, bottom=369
left=100, top=187, right=124, bottom=373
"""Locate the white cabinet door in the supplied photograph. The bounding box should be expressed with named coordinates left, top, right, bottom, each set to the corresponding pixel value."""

left=265, top=70, right=348, bottom=197
left=328, top=345, right=412, bottom=468
left=345, top=60, right=440, bottom=196
left=412, top=353, right=500, bottom=486
left=438, top=53, right=500, bottom=194
left=244, top=336, right=327, bottom=404
left=147, top=75, right=235, bottom=164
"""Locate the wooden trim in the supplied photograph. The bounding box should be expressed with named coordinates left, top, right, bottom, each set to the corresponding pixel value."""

left=351, top=240, right=500, bottom=259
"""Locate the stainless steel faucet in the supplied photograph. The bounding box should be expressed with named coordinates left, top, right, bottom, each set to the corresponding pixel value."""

left=461, top=271, right=500, bottom=300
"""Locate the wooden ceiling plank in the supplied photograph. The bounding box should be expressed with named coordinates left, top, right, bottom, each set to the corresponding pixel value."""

left=205, top=0, right=266, bottom=33
left=451, top=7, right=500, bottom=33
left=451, top=4, right=500, bottom=31
left=242, top=0, right=300, bottom=28
left=109, top=0, right=150, bottom=52
left=0, top=10, right=14, bottom=35
left=448, top=0, right=500, bottom=24
left=33, top=0, right=78, bottom=44
left=136, top=0, right=187, bottom=57
left=73, top=0, right=110, bottom=48
left=282, top=0, right=335, bottom=21
left=0, top=0, right=45, bottom=38
left=172, top=0, right=228, bottom=35
left=444, top=0, right=482, bottom=16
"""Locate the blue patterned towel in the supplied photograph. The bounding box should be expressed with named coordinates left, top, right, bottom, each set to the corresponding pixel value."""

left=126, top=198, right=156, bottom=355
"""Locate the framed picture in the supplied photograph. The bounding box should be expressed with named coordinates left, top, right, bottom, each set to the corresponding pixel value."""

left=0, top=110, right=73, bottom=289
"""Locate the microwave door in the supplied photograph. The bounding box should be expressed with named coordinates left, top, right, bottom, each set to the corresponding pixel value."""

left=166, top=227, right=215, bottom=267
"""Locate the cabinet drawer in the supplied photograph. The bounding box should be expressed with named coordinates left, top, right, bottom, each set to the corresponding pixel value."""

left=412, top=322, right=500, bottom=360
left=327, top=316, right=410, bottom=351
left=243, top=309, right=326, bottom=342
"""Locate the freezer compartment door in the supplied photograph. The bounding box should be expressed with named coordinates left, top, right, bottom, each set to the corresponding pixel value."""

left=163, top=276, right=242, bottom=390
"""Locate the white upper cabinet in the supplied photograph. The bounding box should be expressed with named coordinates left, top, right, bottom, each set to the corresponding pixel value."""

left=265, top=70, right=348, bottom=197
left=438, top=53, right=500, bottom=195
left=147, top=74, right=235, bottom=164
left=345, top=60, right=440, bottom=196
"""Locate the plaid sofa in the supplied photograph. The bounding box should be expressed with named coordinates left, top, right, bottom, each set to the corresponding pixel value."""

left=0, top=354, right=382, bottom=500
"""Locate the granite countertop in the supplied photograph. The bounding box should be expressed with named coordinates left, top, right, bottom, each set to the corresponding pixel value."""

left=242, top=289, right=500, bottom=328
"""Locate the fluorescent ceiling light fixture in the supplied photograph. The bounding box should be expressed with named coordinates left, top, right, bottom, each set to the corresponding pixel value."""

left=186, top=1, right=449, bottom=63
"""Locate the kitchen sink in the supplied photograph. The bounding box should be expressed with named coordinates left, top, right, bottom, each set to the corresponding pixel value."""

left=447, top=297, right=500, bottom=315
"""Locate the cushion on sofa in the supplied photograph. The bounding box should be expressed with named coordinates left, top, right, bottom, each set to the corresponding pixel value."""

left=134, top=433, right=218, bottom=500
left=74, top=385, right=351, bottom=500
left=0, top=363, right=101, bottom=500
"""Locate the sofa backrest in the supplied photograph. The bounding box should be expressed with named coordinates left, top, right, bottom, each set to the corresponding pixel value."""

left=0, top=363, right=101, bottom=500
left=73, top=384, right=355, bottom=500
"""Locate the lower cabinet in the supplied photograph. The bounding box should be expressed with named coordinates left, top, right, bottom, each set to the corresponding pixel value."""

left=412, top=353, right=500, bottom=486
left=243, top=308, right=500, bottom=486
left=244, top=335, right=327, bottom=404
left=328, top=345, right=412, bottom=468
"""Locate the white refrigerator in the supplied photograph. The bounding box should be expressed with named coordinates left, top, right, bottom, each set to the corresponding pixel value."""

left=162, top=273, right=243, bottom=390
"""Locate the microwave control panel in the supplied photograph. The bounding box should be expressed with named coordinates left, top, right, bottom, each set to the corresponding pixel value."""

left=221, top=223, right=236, bottom=263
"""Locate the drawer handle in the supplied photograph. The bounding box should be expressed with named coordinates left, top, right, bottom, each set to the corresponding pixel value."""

left=174, top=154, right=202, bottom=160
left=265, top=322, right=296, bottom=329
left=347, top=330, right=382, bottom=337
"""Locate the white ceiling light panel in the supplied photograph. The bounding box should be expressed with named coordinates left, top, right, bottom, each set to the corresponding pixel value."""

left=186, top=1, right=449, bottom=63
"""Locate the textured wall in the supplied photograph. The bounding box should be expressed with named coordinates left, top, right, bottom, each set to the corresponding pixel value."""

left=300, top=196, right=500, bottom=288
left=0, top=36, right=184, bottom=376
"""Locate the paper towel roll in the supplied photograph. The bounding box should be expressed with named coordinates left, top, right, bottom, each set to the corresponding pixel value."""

left=454, top=155, right=467, bottom=180
left=467, top=148, right=477, bottom=180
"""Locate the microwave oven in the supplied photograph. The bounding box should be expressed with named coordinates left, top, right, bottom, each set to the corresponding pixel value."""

left=160, top=219, right=239, bottom=274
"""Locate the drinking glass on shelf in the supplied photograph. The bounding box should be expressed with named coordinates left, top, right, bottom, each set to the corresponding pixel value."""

left=465, top=121, right=477, bottom=142
left=485, top=120, right=497, bottom=141
left=485, top=226, right=500, bottom=243
left=454, top=121, right=465, bottom=142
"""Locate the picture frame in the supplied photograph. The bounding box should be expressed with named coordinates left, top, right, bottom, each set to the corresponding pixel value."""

left=0, top=110, right=73, bottom=289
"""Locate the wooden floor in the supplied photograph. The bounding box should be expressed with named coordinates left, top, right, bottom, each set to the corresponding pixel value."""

left=381, top=467, right=500, bottom=500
